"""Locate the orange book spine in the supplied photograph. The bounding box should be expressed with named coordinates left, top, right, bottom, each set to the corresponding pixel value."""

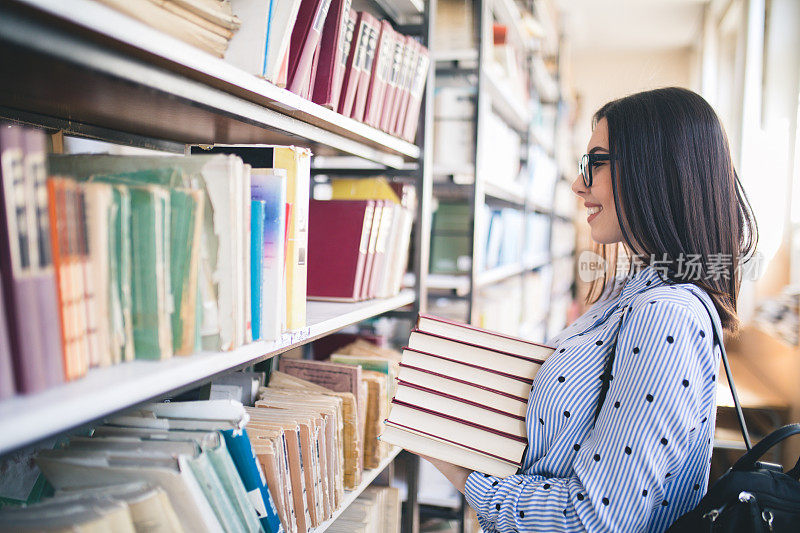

left=47, top=178, right=85, bottom=381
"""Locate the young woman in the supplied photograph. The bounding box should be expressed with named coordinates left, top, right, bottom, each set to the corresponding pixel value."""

left=422, top=87, right=758, bottom=532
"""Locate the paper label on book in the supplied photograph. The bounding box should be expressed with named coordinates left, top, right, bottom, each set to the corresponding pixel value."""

left=2, top=149, right=31, bottom=274
left=247, top=488, right=269, bottom=518
left=378, top=31, right=393, bottom=82
left=209, top=384, right=243, bottom=401
left=359, top=204, right=373, bottom=254
left=363, top=24, right=378, bottom=72
left=313, top=0, right=332, bottom=32
left=389, top=39, right=404, bottom=86
left=340, top=12, right=356, bottom=69
left=353, top=21, right=368, bottom=70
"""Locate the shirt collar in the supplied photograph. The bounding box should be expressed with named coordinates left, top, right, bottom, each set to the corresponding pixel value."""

left=620, top=264, right=669, bottom=301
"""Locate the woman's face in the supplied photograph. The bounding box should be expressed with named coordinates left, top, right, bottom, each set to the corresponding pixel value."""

left=572, top=118, right=624, bottom=244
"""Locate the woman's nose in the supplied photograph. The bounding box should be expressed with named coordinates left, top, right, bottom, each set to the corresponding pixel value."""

left=571, top=173, right=587, bottom=196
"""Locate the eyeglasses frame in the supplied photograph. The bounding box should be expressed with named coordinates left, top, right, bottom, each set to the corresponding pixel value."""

left=579, top=153, right=613, bottom=188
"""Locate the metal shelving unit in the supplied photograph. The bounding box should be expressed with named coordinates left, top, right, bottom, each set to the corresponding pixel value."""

left=429, top=0, right=570, bottom=338
left=0, top=0, right=436, bottom=530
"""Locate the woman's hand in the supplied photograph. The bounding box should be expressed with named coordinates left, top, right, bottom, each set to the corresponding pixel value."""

left=417, top=453, right=472, bottom=494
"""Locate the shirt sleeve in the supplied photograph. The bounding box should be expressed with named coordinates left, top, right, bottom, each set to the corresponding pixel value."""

left=463, top=297, right=713, bottom=532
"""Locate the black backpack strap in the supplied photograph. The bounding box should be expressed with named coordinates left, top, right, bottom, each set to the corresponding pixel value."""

left=687, top=288, right=752, bottom=451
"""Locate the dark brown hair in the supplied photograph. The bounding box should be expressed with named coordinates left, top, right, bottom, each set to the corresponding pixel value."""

left=586, top=87, right=758, bottom=333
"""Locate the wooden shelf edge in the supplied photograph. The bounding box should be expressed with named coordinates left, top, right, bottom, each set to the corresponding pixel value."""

left=0, top=292, right=415, bottom=455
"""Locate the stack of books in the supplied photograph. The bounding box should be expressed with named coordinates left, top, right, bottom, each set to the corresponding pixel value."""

left=225, top=0, right=430, bottom=141
left=98, top=0, right=242, bottom=57
left=380, top=314, right=554, bottom=477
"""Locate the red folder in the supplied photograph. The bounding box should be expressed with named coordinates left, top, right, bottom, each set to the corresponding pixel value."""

left=337, top=9, right=365, bottom=117
left=307, top=199, right=374, bottom=301
left=350, top=12, right=380, bottom=122
left=287, top=0, right=333, bottom=95
left=363, top=20, right=394, bottom=128
left=402, top=42, right=430, bottom=141
left=311, top=0, right=352, bottom=109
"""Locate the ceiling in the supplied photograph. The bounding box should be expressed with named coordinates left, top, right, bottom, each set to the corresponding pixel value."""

left=554, top=0, right=709, bottom=53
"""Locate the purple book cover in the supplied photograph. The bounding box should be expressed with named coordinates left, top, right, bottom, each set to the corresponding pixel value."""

left=0, top=279, right=15, bottom=398
left=24, top=128, right=64, bottom=388
left=0, top=124, right=47, bottom=393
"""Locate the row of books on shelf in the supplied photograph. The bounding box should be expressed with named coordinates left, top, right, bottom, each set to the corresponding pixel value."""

left=101, top=0, right=430, bottom=142
left=429, top=202, right=552, bottom=275
left=0, top=336, right=403, bottom=533
left=0, top=124, right=414, bottom=398
left=380, top=314, right=554, bottom=477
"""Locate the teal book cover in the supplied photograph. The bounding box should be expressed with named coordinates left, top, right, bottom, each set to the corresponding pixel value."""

left=250, top=200, right=266, bottom=340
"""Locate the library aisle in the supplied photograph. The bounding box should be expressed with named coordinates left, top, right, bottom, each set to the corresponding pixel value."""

left=1, top=0, right=799, bottom=532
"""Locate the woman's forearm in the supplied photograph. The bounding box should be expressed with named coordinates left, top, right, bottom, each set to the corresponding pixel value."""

left=419, top=454, right=472, bottom=494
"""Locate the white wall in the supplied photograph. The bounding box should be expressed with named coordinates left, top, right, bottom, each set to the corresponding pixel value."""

left=569, top=47, right=695, bottom=157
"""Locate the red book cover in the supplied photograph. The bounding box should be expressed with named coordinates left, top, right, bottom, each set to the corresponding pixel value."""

left=350, top=11, right=380, bottom=122
left=398, top=362, right=530, bottom=403
left=383, top=420, right=522, bottom=465
left=287, top=0, right=333, bottom=95
left=311, top=0, right=352, bottom=109
left=303, top=39, right=322, bottom=99
left=380, top=34, right=405, bottom=132
left=358, top=200, right=383, bottom=300
left=363, top=20, right=394, bottom=128
left=397, top=379, right=526, bottom=421
left=307, top=199, right=374, bottom=301
left=392, top=36, right=420, bottom=136
left=400, top=347, right=535, bottom=385
left=417, top=313, right=554, bottom=350
left=402, top=42, right=430, bottom=142
left=337, top=9, right=364, bottom=117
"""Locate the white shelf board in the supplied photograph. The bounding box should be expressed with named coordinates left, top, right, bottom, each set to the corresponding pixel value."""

left=313, top=446, right=402, bottom=533
left=372, top=0, right=424, bottom=25
left=483, top=69, right=531, bottom=134
left=2, top=0, right=419, bottom=167
left=483, top=181, right=526, bottom=205
left=0, top=291, right=415, bottom=455
left=427, top=258, right=552, bottom=296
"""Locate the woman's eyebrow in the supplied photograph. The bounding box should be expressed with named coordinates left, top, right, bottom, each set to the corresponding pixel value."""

left=589, top=146, right=609, bottom=154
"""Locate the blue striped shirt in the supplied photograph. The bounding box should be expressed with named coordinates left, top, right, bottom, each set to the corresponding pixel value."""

left=464, top=265, right=721, bottom=532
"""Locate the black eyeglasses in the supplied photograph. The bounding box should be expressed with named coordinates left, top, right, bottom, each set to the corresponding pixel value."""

left=578, top=153, right=612, bottom=187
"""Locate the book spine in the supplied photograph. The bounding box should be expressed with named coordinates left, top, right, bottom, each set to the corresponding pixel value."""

left=221, top=428, right=283, bottom=533
left=0, top=125, right=47, bottom=393
left=288, top=0, right=332, bottom=95
left=337, top=9, right=363, bottom=117
left=401, top=347, right=534, bottom=384
left=390, top=399, right=528, bottom=443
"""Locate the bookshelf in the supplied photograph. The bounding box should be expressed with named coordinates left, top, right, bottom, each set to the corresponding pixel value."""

left=0, top=291, right=415, bottom=455
left=314, top=446, right=403, bottom=533
left=0, top=0, right=437, bottom=530
left=0, top=0, right=420, bottom=166
left=428, top=0, right=573, bottom=341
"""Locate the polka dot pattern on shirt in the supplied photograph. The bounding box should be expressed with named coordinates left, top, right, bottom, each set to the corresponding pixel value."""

left=462, top=267, right=721, bottom=533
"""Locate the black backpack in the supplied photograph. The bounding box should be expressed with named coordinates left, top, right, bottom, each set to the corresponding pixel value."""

left=664, top=293, right=800, bottom=532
